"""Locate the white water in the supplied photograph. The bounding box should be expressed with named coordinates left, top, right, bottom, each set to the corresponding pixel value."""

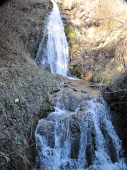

left=36, top=1, right=69, bottom=76
left=35, top=1, right=127, bottom=169
left=35, top=98, right=127, bottom=170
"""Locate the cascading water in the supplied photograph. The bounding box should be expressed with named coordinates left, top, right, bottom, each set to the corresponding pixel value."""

left=35, top=98, right=127, bottom=170
left=35, top=1, right=127, bottom=169
left=35, top=1, right=69, bottom=76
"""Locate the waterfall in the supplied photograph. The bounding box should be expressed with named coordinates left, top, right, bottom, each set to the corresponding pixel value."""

left=35, top=98, right=127, bottom=170
left=36, top=1, right=69, bottom=76
left=35, top=1, right=127, bottom=169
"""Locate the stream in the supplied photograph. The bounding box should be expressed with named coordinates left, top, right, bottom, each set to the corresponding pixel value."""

left=35, top=1, right=127, bottom=169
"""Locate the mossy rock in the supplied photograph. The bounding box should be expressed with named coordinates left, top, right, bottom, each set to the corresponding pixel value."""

left=65, top=25, right=76, bottom=45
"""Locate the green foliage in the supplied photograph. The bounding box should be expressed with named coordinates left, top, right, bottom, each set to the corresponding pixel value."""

left=0, top=62, right=4, bottom=68
left=23, top=86, right=29, bottom=93
left=65, top=26, right=74, bottom=35
left=65, top=26, right=76, bottom=45
left=44, top=103, right=50, bottom=111
left=12, top=136, right=21, bottom=149
left=0, top=152, right=10, bottom=162
left=23, top=58, right=27, bottom=63
left=14, top=98, right=19, bottom=103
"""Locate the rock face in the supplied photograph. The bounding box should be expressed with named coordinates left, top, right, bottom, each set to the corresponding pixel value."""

left=24, top=1, right=52, bottom=60
left=102, top=75, right=127, bottom=158
left=42, top=79, right=97, bottom=168
left=35, top=80, right=125, bottom=169
left=36, top=109, right=97, bottom=169
left=60, top=0, right=127, bottom=84
left=49, top=77, right=96, bottom=111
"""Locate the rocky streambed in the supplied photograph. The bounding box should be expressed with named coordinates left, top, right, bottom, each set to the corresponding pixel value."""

left=35, top=76, right=127, bottom=170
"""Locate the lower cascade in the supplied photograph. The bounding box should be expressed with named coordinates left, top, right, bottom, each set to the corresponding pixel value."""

left=35, top=98, right=127, bottom=170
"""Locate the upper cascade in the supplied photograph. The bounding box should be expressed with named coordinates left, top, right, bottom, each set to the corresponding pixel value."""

left=36, top=1, right=69, bottom=76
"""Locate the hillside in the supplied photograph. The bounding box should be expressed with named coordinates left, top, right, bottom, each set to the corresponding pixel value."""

left=0, top=0, right=59, bottom=169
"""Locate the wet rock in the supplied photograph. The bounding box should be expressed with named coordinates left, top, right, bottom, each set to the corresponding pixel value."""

left=44, top=62, right=51, bottom=72
left=70, top=115, right=81, bottom=159
left=52, top=87, right=60, bottom=93
left=50, top=106, right=55, bottom=112
left=64, top=84, right=69, bottom=88
left=37, top=120, right=55, bottom=148
left=73, top=88, right=77, bottom=91
left=81, top=89, right=87, bottom=93
left=64, top=82, right=68, bottom=84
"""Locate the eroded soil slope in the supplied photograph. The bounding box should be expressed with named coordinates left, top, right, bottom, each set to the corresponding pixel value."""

left=0, top=0, right=59, bottom=169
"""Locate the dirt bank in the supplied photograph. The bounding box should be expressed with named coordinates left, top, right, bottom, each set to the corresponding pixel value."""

left=0, top=0, right=59, bottom=169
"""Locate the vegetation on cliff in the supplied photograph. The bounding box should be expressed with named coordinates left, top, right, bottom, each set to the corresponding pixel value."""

left=61, top=0, right=127, bottom=84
